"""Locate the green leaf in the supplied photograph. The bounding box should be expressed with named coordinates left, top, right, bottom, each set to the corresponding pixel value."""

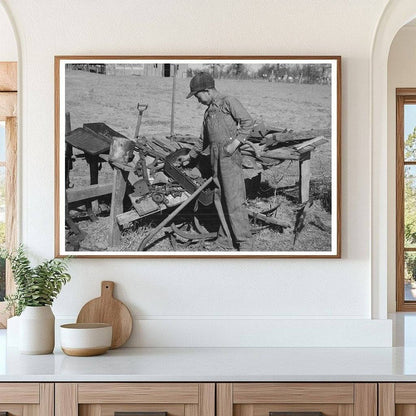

left=5, top=245, right=72, bottom=315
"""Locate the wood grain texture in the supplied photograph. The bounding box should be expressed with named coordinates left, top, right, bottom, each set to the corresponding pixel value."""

left=0, top=62, right=17, bottom=92
left=379, top=384, right=395, bottom=416
left=23, top=404, right=39, bottom=416
left=39, top=383, right=54, bottom=416
left=78, top=383, right=199, bottom=404
left=238, top=404, right=254, bottom=416
left=233, top=383, right=354, bottom=404
left=0, top=92, right=16, bottom=120
left=397, top=93, right=406, bottom=311
left=395, top=383, right=416, bottom=403
left=55, top=383, right=78, bottom=416
left=0, top=383, right=39, bottom=403
left=76, top=281, right=133, bottom=348
left=109, top=167, right=128, bottom=246
left=199, top=384, right=215, bottom=416
left=299, top=152, right=311, bottom=203
left=185, top=404, right=198, bottom=416
left=217, top=384, right=233, bottom=416
left=396, top=89, right=416, bottom=311
left=353, top=384, right=377, bottom=416
left=396, top=89, right=416, bottom=96
left=80, top=404, right=101, bottom=416
left=397, top=405, right=416, bottom=416
left=100, top=403, right=185, bottom=416
left=251, top=404, right=339, bottom=416
left=66, top=183, right=113, bottom=204
left=337, top=404, right=353, bottom=416
left=0, top=405, right=23, bottom=416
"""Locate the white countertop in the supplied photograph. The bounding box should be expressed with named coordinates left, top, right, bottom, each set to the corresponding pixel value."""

left=2, top=328, right=416, bottom=382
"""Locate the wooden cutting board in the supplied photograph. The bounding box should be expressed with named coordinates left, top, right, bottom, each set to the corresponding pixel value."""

left=76, top=281, right=133, bottom=349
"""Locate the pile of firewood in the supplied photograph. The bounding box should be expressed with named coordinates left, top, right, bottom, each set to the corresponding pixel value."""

left=169, top=126, right=330, bottom=169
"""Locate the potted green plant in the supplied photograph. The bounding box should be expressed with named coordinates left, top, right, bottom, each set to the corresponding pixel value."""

left=1, top=245, right=71, bottom=354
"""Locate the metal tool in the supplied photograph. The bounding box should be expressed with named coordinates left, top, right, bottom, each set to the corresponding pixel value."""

left=151, top=192, right=166, bottom=204
left=139, top=148, right=150, bottom=185
left=137, top=177, right=213, bottom=251
left=134, top=102, right=148, bottom=139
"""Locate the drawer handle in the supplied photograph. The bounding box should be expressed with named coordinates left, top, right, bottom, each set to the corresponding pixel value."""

left=115, top=412, right=167, bottom=416
left=270, top=413, right=324, bottom=416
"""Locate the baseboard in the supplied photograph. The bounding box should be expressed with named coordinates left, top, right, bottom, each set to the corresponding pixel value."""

left=56, top=317, right=392, bottom=347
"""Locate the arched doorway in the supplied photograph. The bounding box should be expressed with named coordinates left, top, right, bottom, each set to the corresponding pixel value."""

left=371, top=0, right=416, bottom=319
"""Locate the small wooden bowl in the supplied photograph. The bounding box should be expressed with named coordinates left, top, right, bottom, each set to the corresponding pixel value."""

left=60, top=323, right=112, bottom=357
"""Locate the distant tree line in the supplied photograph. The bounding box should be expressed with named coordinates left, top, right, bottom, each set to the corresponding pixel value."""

left=187, top=63, right=332, bottom=84
left=404, top=126, right=416, bottom=281
left=186, top=64, right=248, bottom=80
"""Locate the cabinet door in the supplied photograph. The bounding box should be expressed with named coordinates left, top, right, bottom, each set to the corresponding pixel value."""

left=56, top=383, right=215, bottom=416
left=217, top=383, right=377, bottom=416
left=0, top=383, right=53, bottom=416
left=379, top=383, right=416, bottom=416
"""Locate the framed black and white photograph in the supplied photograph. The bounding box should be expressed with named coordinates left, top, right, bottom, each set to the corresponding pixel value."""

left=55, top=56, right=341, bottom=258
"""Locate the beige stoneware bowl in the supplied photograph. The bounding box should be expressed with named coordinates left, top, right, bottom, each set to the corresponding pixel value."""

left=60, top=323, right=112, bottom=357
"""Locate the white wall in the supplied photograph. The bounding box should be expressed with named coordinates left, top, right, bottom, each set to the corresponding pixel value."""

left=387, top=25, right=416, bottom=312
left=0, top=3, right=17, bottom=61
left=0, top=0, right=393, bottom=346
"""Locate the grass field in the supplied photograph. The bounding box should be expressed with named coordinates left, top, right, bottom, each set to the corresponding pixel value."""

left=65, top=70, right=333, bottom=252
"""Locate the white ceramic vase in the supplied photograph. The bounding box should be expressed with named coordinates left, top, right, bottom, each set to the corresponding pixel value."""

left=6, top=315, right=20, bottom=347
left=19, top=305, right=55, bottom=354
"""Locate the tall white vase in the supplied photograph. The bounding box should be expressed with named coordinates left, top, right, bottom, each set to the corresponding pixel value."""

left=19, top=306, right=55, bottom=354
left=6, top=315, right=20, bottom=347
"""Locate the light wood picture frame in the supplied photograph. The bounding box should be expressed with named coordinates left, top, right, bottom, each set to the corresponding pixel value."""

left=55, top=56, right=341, bottom=258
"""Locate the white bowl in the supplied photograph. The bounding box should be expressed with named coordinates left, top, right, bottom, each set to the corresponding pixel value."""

left=60, top=323, right=112, bottom=356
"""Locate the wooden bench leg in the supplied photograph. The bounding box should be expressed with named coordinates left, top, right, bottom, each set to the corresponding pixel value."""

left=299, top=151, right=311, bottom=203
left=109, top=167, right=128, bottom=248
left=85, top=154, right=99, bottom=221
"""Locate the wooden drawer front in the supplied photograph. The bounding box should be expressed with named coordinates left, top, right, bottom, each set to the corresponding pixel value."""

left=379, top=383, right=416, bottom=416
left=233, top=384, right=354, bottom=404
left=235, top=403, right=342, bottom=416
left=395, top=384, right=416, bottom=404
left=0, top=383, right=39, bottom=404
left=218, top=384, right=376, bottom=416
left=80, top=403, right=185, bottom=416
left=57, top=383, right=215, bottom=416
left=0, top=383, right=53, bottom=416
left=78, top=383, right=200, bottom=404
left=0, top=404, right=25, bottom=416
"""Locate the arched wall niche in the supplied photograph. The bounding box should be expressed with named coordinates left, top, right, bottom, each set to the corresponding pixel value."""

left=372, top=0, right=416, bottom=319
left=386, top=17, right=416, bottom=313
left=0, top=1, right=18, bottom=61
